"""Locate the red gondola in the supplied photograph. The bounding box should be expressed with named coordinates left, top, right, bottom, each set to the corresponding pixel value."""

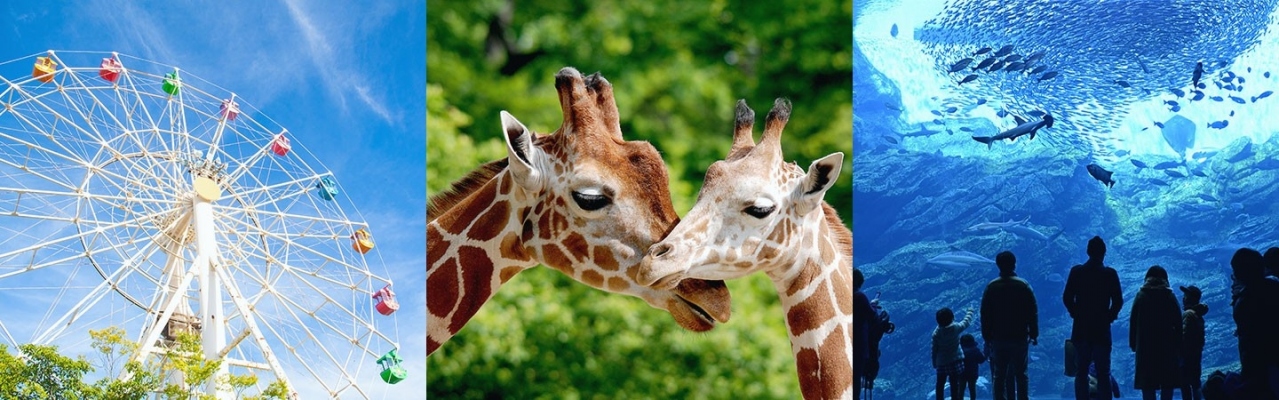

left=99, top=57, right=122, bottom=83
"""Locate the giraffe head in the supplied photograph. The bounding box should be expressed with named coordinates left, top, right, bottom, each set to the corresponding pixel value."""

left=638, top=98, right=845, bottom=288
left=466, top=67, right=730, bottom=330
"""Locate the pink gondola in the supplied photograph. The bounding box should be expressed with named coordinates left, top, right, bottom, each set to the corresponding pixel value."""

left=220, top=99, right=240, bottom=121
left=372, top=285, right=398, bottom=316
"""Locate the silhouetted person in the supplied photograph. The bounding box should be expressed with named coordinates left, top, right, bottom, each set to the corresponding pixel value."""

left=933, top=307, right=974, bottom=400
left=1181, top=285, right=1208, bottom=400
left=1203, top=370, right=1246, bottom=400
left=981, top=250, right=1038, bottom=400
left=960, top=334, right=986, bottom=400
left=1063, top=236, right=1123, bottom=400
left=1130, top=265, right=1182, bottom=400
left=1229, top=248, right=1279, bottom=399
left=854, top=269, right=875, bottom=400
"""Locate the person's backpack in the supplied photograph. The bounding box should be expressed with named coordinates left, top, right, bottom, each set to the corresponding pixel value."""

left=865, top=293, right=895, bottom=383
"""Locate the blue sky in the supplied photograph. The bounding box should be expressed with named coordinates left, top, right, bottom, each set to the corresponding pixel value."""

left=2, top=1, right=424, bottom=398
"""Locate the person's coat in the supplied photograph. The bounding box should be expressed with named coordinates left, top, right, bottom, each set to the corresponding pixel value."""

left=1130, top=277, right=1182, bottom=390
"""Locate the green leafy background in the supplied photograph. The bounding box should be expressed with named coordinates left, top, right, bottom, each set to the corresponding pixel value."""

left=427, top=1, right=851, bottom=398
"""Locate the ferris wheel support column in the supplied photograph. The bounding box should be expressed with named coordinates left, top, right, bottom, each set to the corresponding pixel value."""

left=193, top=177, right=229, bottom=399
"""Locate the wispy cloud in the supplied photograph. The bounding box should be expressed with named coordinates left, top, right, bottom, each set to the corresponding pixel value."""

left=281, top=0, right=395, bottom=124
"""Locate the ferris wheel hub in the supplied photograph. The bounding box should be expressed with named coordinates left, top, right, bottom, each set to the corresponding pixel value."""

left=194, top=176, right=222, bottom=202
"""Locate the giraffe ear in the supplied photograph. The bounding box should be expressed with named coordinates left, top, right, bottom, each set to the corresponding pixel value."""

left=500, top=111, right=544, bottom=192
left=793, top=152, right=843, bottom=215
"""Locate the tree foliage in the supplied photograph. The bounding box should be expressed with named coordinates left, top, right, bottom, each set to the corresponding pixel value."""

left=428, top=0, right=851, bottom=398
left=0, top=327, right=290, bottom=400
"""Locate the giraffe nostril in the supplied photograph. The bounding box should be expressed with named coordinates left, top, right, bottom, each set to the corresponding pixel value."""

left=650, top=243, right=673, bottom=259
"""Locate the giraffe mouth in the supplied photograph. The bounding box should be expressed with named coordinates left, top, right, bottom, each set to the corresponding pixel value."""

left=674, top=294, right=717, bottom=326
left=649, top=273, right=684, bottom=291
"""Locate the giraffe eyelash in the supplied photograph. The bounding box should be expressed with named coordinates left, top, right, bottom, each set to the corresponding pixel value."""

left=744, top=205, right=775, bottom=218
left=572, top=191, right=611, bottom=211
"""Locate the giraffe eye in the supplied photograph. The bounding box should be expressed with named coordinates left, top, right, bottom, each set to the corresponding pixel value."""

left=572, top=191, right=611, bottom=211
left=744, top=205, right=775, bottom=218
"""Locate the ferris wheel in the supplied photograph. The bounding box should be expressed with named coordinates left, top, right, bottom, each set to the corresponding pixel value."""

left=0, top=50, right=404, bottom=398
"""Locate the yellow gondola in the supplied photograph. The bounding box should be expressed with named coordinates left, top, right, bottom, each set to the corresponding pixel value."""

left=352, top=228, right=375, bottom=254
left=33, top=57, right=57, bottom=83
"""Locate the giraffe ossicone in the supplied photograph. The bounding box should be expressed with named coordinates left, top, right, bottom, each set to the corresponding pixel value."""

left=427, top=67, right=732, bottom=356
left=639, top=98, right=853, bottom=400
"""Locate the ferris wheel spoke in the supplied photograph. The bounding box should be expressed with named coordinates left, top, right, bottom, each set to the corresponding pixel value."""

left=0, top=132, right=91, bottom=190
left=1, top=89, right=105, bottom=165
left=7, top=229, right=162, bottom=281
left=225, top=172, right=326, bottom=201
left=218, top=206, right=362, bottom=230
left=45, top=82, right=117, bottom=149
left=0, top=207, right=176, bottom=275
left=264, top=266, right=375, bottom=351
left=31, top=258, right=142, bottom=345
left=211, top=264, right=293, bottom=388
left=213, top=216, right=352, bottom=271
left=260, top=288, right=360, bottom=396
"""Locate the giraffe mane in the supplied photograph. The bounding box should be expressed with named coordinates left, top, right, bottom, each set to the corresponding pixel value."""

left=821, top=202, right=852, bottom=256
left=427, top=158, right=509, bottom=221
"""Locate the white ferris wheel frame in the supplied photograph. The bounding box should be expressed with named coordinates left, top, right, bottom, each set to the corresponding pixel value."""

left=0, top=50, right=400, bottom=399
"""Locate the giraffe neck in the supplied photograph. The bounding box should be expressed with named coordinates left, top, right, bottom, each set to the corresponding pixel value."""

left=768, top=205, right=853, bottom=400
left=427, top=171, right=536, bottom=355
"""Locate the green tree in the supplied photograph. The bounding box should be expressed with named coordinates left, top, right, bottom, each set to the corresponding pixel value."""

left=0, top=343, right=94, bottom=399
left=154, top=332, right=289, bottom=400
left=0, top=328, right=291, bottom=400
left=87, top=327, right=162, bottom=399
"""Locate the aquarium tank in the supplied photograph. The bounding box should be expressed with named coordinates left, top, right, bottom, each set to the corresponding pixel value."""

left=854, top=0, right=1279, bottom=398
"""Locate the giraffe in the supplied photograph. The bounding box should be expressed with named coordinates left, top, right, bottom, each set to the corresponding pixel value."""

left=427, top=67, right=732, bottom=356
left=637, top=98, right=852, bottom=399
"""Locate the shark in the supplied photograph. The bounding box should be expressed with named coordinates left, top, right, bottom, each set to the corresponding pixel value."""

left=965, top=215, right=1031, bottom=231
left=1001, top=224, right=1065, bottom=243
left=928, top=250, right=996, bottom=267
left=971, top=114, right=1055, bottom=148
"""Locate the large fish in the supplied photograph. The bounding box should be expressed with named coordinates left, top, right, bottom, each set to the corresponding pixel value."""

left=928, top=251, right=996, bottom=266
left=950, top=58, right=975, bottom=72
left=994, top=45, right=1015, bottom=57
left=965, top=215, right=1031, bottom=231
left=1086, top=164, right=1116, bottom=188
left=974, top=57, right=997, bottom=70
left=1192, top=61, right=1204, bottom=88
left=971, top=114, right=1055, bottom=148
left=891, top=23, right=899, bottom=38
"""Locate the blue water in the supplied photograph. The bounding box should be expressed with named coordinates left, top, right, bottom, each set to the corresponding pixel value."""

left=853, top=1, right=1279, bottom=398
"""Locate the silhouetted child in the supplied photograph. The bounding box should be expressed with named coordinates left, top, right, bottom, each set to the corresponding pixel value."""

left=959, top=334, right=986, bottom=399
left=932, top=307, right=973, bottom=400
left=1203, top=370, right=1247, bottom=400
left=1181, top=285, right=1208, bottom=400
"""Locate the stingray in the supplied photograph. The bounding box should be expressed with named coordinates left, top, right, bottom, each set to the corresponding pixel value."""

left=1161, top=115, right=1196, bottom=158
